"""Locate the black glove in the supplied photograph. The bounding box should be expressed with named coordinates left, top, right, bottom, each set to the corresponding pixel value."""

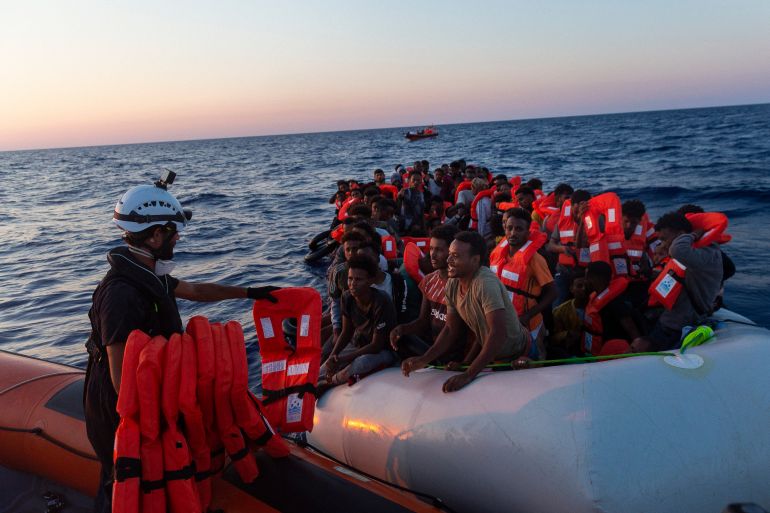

left=247, top=286, right=280, bottom=303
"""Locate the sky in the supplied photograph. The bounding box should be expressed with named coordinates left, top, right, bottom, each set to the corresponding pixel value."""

left=1, top=0, right=769, bottom=151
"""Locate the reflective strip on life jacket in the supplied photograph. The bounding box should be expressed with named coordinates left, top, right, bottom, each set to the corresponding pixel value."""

left=224, top=321, right=290, bottom=458
left=648, top=258, right=687, bottom=310
left=381, top=235, right=397, bottom=260
left=401, top=237, right=430, bottom=250
left=177, top=332, right=211, bottom=512
left=113, top=330, right=151, bottom=513
left=161, top=333, right=201, bottom=513
left=581, top=278, right=629, bottom=355
left=254, top=287, right=323, bottom=433
left=211, top=322, right=259, bottom=483
left=136, top=336, right=167, bottom=511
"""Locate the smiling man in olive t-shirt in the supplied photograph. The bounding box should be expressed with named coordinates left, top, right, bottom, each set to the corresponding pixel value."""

left=401, top=231, right=528, bottom=392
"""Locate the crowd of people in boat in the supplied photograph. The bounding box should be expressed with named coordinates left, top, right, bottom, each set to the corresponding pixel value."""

left=313, top=159, right=734, bottom=393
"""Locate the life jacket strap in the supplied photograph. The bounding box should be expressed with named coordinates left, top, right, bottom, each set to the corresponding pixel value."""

left=164, top=462, right=195, bottom=482
left=262, top=383, right=318, bottom=405
left=504, top=285, right=539, bottom=300
left=141, top=478, right=166, bottom=493
left=228, top=446, right=250, bottom=462
left=114, top=457, right=141, bottom=482
left=250, top=429, right=274, bottom=447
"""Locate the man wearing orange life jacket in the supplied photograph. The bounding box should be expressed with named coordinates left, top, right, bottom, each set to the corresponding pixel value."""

left=582, top=262, right=642, bottom=355
left=545, top=189, right=593, bottom=306
left=616, top=200, right=656, bottom=308
left=515, top=186, right=537, bottom=217
left=389, top=224, right=460, bottom=359
left=86, top=173, right=280, bottom=513
left=469, top=177, right=494, bottom=239
left=536, top=183, right=573, bottom=235
left=631, top=212, right=723, bottom=353
left=677, top=204, right=736, bottom=311
left=492, top=208, right=557, bottom=360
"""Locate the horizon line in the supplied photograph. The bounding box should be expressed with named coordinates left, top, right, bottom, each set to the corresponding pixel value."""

left=3, top=101, right=768, bottom=154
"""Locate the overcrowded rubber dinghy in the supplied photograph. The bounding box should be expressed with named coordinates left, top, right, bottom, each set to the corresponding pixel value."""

left=308, top=308, right=770, bottom=513
left=0, top=349, right=446, bottom=513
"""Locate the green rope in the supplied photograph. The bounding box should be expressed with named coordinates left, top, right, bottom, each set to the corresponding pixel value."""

left=428, top=351, right=676, bottom=371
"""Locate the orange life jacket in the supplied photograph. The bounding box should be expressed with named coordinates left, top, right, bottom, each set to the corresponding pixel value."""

left=177, top=331, right=211, bottom=512
left=330, top=224, right=344, bottom=243
left=113, top=330, right=151, bottom=513
left=453, top=180, right=473, bottom=204
left=608, top=214, right=650, bottom=279
left=136, top=336, right=167, bottom=512
left=509, top=176, right=522, bottom=193
left=584, top=192, right=623, bottom=241
left=648, top=258, right=687, bottom=310
left=401, top=236, right=430, bottom=252
left=254, top=288, right=323, bottom=433
left=534, top=189, right=544, bottom=200
left=686, top=212, right=731, bottom=248
left=583, top=193, right=624, bottom=267
left=224, top=321, right=290, bottom=457
left=493, top=231, right=548, bottom=316
left=469, top=189, right=495, bottom=230
left=533, top=192, right=560, bottom=227
left=378, top=184, right=398, bottom=200
left=381, top=235, right=398, bottom=260
left=556, top=200, right=590, bottom=267
left=489, top=238, right=508, bottom=265
left=403, top=242, right=426, bottom=283
left=162, top=333, right=201, bottom=513
left=495, top=200, right=519, bottom=212
left=337, top=197, right=362, bottom=221
left=185, top=317, right=224, bottom=479
left=210, top=322, right=259, bottom=483
left=582, top=278, right=629, bottom=355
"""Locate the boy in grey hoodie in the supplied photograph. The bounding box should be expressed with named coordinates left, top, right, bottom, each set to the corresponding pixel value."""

left=631, top=212, right=723, bottom=352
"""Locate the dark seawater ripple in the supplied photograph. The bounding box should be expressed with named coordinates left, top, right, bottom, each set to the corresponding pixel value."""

left=1, top=104, right=769, bottom=384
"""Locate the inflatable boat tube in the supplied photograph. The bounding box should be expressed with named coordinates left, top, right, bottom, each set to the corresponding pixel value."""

left=308, top=309, right=770, bottom=513
left=309, top=230, right=332, bottom=251
left=0, top=350, right=445, bottom=513
left=304, top=239, right=339, bottom=264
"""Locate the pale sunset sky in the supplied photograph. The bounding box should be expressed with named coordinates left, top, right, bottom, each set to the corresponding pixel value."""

left=1, top=0, right=769, bottom=151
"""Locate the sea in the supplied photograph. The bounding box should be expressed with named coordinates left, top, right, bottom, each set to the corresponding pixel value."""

left=1, top=103, right=769, bottom=382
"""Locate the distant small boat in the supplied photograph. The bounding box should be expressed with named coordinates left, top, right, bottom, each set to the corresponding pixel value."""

left=405, top=126, right=438, bottom=141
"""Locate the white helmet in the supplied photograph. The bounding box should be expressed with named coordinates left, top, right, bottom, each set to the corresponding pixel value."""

left=113, top=173, right=191, bottom=233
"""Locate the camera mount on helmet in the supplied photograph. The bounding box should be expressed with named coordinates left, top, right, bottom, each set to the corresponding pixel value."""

left=154, top=169, right=176, bottom=190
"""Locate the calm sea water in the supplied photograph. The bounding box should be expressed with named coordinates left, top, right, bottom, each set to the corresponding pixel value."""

left=1, top=104, right=769, bottom=381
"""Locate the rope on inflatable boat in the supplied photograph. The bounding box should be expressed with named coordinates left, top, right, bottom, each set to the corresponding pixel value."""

left=428, top=351, right=676, bottom=371
left=293, top=437, right=459, bottom=513
left=0, top=424, right=99, bottom=461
